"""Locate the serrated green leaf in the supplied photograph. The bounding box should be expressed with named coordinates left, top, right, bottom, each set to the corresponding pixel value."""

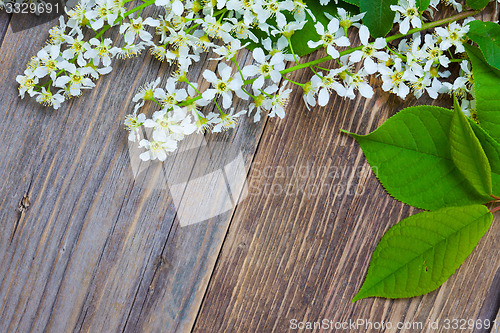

left=353, top=205, right=493, bottom=301
left=360, top=0, right=397, bottom=37
left=344, top=106, right=492, bottom=210
left=343, top=0, right=360, bottom=6
left=450, top=96, right=492, bottom=197
left=471, top=124, right=500, bottom=196
left=416, top=0, right=431, bottom=11
left=465, top=44, right=500, bottom=142
left=467, top=21, right=500, bottom=70
left=245, top=0, right=359, bottom=56
left=466, top=0, right=489, bottom=10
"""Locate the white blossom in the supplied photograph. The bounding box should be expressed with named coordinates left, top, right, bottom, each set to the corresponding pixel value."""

left=380, top=58, right=414, bottom=99
left=125, top=113, right=146, bottom=142
left=435, top=21, right=470, bottom=53
left=120, top=17, right=159, bottom=44
left=139, top=138, right=178, bottom=161
left=212, top=108, right=246, bottom=132
left=83, top=38, right=117, bottom=67
left=307, top=18, right=350, bottom=58
left=35, top=87, right=65, bottom=109
left=349, top=25, right=388, bottom=74
left=242, top=47, right=285, bottom=92
left=16, top=69, right=39, bottom=98
left=202, top=63, right=247, bottom=109
left=391, top=0, right=422, bottom=34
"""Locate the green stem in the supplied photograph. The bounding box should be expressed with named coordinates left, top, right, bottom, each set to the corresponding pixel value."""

left=231, top=58, right=256, bottom=98
left=217, top=9, right=228, bottom=23
left=213, top=98, right=223, bottom=113
left=185, top=23, right=201, bottom=34
left=232, top=57, right=246, bottom=82
left=287, top=36, right=300, bottom=64
left=152, top=97, right=162, bottom=107
left=259, top=88, right=273, bottom=98
left=314, top=65, right=331, bottom=71
left=95, top=0, right=156, bottom=39
left=284, top=76, right=304, bottom=87
left=448, top=49, right=455, bottom=60
left=387, top=46, right=407, bottom=61
left=490, top=205, right=500, bottom=214
left=187, top=81, right=202, bottom=94
left=177, top=95, right=203, bottom=107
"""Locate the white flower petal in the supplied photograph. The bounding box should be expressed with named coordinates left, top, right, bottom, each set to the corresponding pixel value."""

left=202, top=89, right=217, bottom=101
left=359, top=82, right=374, bottom=98
left=364, top=57, right=378, bottom=74
left=172, top=0, right=184, bottom=15
left=373, top=37, right=386, bottom=49
left=399, top=18, right=410, bottom=34
left=203, top=69, right=218, bottom=83
left=350, top=50, right=363, bottom=63
left=253, top=48, right=266, bottom=63
left=335, top=36, right=350, bottom=47
left=318, top=88, right=329, bottom=106
left=411, top=16, right=422, bottom=29
left=359, top=25, right=370, bottom=46
left=326, top=45, right=339, bottom=58
left=218, top=63, right=233, bottom=81
left=327, top=18, right=339, bottom=33
left=222, top=92, right=232, bottom=108
left=314, top=22, right=325, bottom=35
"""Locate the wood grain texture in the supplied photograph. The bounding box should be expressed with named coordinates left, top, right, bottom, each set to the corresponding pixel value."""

left=0, top=8, right=261, bottom=333
left=0, top=11, right=10, bottom=45
left=0, top=12, right=173, bottom=332
left=495, top=310, right=500, bottom=333
left=0, top=2, right=498, bottom=333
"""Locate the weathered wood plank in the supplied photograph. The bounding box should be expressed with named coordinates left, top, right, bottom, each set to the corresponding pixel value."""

left=0, top=9, right=224, bottom=333
left=0, top=6, right=266, bottom=333
left=0, top=11, right=177, bottom=332
left=192, top=5, right=500, bottom=333
left=0, top=12, right=10, bottom=46
left=494, top=309, right=500, bottom=333
left=473, top=269, right=500, bottom=333
left=119, top=51, right=269, bottom=333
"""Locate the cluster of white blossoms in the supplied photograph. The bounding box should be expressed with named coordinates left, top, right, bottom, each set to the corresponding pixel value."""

left=15, top=0, right=129, bottom=109
left=16, top=0, right=483, bottom=160
left=120, top=0, right=309, bottom=160
left=298, top=5, right=476, bottom=117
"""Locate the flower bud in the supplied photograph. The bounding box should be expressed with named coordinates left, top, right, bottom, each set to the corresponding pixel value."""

left=429, top=66, right=439, bottom=78
left=303, top=81, right=312, bottom=94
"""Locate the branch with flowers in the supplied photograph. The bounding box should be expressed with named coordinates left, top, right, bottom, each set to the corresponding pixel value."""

left=12, top=0, right=500, bottom=301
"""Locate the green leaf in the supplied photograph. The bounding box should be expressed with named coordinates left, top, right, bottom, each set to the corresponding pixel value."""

left=245, top=0, right=359, bottom=56
left=466, top=0, right=489, bottom=10
left=344, top=106, right=492, bottom=210
left=449, top=96, right=492, bottom=197
left=465, top=44, right=500, bottom=142
left=343, top=0, right=360, bottom=6
left=360, top=0, right=397, bottom=37
left=416, top=0, right=431, bottom=11
left=353, top=205, right=493, bottom=301
left=471, top=124, right=500, bottom=196
left=467, top=21, right=500, bottom=70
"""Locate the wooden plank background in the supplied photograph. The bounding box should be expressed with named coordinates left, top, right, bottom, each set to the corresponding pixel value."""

left=0, top=3, right=498, bottom=333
